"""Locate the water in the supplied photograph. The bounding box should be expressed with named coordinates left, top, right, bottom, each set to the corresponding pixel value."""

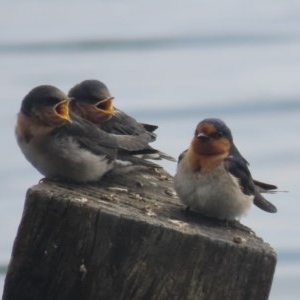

left=1, top=1, right=300, bottom=298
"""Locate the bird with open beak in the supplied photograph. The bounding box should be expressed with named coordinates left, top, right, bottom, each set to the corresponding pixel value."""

left=174, top=118, right=277, bottom=220
left=15, top=85, right=153, bottom=182
left=68, top=79, right=175, bottom=163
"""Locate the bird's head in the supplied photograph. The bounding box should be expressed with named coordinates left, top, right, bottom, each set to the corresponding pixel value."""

left=68, top=79, right=115, bottom=124
left=21, top=85, right=72, bottom=127
left=192, top=118, right=233, bottom=156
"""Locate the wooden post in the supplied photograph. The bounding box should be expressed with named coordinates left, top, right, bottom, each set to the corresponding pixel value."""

left=3, top=167, right=276, bottom=300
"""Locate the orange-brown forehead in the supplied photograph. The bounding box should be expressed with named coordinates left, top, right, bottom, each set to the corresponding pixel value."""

left=195, top=122, right=217, bottom=135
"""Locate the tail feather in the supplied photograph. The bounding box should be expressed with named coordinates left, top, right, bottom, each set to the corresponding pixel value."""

left=141, top=123, right=159, bottom=133
left=253, top=179, right=277, bottom=192
left=115, top=155, right=162, bottom=169
left=253, top=192, right=277, bottom=213
left=121, top=146, right=176, bottom=162
left=156, top=151, right=177, bottom=162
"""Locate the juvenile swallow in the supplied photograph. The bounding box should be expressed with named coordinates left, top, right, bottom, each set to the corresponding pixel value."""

left=15, top=85, right=153, bottom=182
left=174, top=118, right=277, bottom=221
left=68, top=79, right=175, bottom=162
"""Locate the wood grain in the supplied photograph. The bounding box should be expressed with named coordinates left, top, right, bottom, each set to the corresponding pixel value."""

left=3, top=167, right=276, bottom=300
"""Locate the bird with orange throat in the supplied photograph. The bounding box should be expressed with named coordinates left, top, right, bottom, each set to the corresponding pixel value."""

left=68, top=79, right=175, bottom=163
left=15, top=85, right=154, bottom=182
left=174, top=118, right=277, bottom=221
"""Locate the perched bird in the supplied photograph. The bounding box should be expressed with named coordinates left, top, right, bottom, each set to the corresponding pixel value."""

left=68, top=79, right=175, bottom=162
left=174, top=118, right=277, bottom=220
left=15, top=85, right=153, bottom=182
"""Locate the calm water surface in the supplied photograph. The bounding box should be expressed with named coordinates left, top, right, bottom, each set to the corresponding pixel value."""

left=1, top=1, right=300, bottom=299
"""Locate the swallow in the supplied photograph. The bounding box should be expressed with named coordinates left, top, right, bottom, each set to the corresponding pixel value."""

left=174, top=118, right=277, bottom=221
left=15, top=85, right=154, bottom=182
left=68, top=79, right=176, bottom=162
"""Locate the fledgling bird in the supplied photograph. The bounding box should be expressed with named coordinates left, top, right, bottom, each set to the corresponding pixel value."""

left=174, top=118, right=277, bottom=221
left=15, top=85, right=154, bottom=182
left=68, top=79, right=176, bottom=162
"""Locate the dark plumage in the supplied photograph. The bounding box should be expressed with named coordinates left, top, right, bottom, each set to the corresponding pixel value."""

left=68, top=79, right=176, bottom=162
left=15, top=85, right=154, bottom=182
left=174, top=118, right=277, bottom=220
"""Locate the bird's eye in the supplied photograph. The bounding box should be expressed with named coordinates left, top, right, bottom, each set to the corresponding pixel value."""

left=213, top=131, right=224, bottom=138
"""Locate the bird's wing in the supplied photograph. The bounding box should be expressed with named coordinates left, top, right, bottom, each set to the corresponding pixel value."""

left=53, top=117, right=117, bottom=159
left=230, top=143, right=249, bottom=165
left=225, top=154, right=277, bottom=213
left=101, top=109, right=157, bottom=141
left=232, top=142, right=278, bottom=192
left=59, top=113, right=152, bottom=152
left=178, top=149, right=188, bottom=163
left=224, top=154, right=255, bottom=196
left=110, top=132, right=154, bottom=151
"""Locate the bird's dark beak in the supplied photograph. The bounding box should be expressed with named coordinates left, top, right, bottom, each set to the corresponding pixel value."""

left=95, top=97, right=115, bottom=115
left=197, top=133, right=210, bottom=141
left=54, top=99, right=72, bottom=122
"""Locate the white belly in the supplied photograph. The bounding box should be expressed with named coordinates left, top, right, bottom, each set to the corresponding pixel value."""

left=18, top=135, right=114, bottom=182
left=174, top=163, right=253, bottom=220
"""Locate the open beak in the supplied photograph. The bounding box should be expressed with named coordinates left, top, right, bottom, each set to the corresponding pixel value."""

left=54, top=99, right=72, bottom=122
left=94, top=97, right=115, bottom=115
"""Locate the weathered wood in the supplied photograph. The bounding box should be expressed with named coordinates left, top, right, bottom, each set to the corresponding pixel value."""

left=3, top=167, right=276, bottom=300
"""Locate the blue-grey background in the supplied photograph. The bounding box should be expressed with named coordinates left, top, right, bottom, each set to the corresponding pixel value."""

left=1, top=1, right=300, bottom=298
